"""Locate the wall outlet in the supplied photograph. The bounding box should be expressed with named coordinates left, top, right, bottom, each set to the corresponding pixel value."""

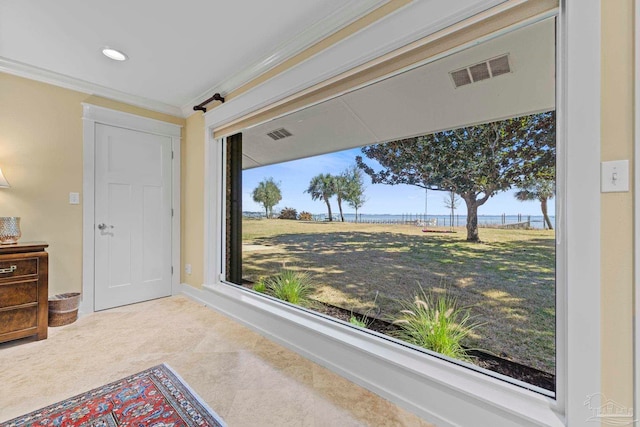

left=185, top=264, right=192, bottom=275
left=69, top=192, right=80, bottom=204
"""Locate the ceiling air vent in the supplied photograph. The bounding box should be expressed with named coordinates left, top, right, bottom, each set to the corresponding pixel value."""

left=450, top=69, right=472, bottom=87
left=266, top=128, right=293, bottom=141
left=489, top=55, right=511, bottom=77
left=469, top=62, right=490, bottom=82
left=450, top=54, right=511, bottom=88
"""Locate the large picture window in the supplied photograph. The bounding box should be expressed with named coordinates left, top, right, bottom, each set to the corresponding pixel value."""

left=225, top=17, right=556, bottom=394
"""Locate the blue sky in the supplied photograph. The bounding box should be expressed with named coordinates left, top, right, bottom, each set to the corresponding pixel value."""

left=243, top=148, right=555, bottom=216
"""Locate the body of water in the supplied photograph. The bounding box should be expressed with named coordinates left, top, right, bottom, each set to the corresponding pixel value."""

left=331, top=213, right=554, bottom=230
left=244, top=211, right=555, bottom=230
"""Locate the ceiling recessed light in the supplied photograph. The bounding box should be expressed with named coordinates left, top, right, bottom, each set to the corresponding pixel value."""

left=102, top=47, right=128, bottom=61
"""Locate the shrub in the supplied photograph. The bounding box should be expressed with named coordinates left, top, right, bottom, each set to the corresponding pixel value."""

left=266, top=269, right=312, bottom=305
left=298, top=211, right=313, bottom=221
left=348, top=291, right=379, bottom=329
left=391, top=287, right=478, bottom=361
left=253, top=279, right=267, bottom=293
left=278, top=207, right=298, bottom=220
left=349, top=315, right=368, bottom=328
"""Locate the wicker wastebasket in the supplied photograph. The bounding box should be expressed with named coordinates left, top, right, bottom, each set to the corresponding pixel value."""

left=48, top=292, right=81, bottom=327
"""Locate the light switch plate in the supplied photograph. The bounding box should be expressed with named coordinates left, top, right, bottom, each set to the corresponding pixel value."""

left=601, top=160, right=629, bottom=192
left=69, top=192, right=80, bottom=204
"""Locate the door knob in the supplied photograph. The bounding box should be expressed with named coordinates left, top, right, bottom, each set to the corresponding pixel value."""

left=97, top=223, right=113, bottom=230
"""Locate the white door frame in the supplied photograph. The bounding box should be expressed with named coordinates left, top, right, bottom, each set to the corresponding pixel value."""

left=81, top=104, right=182, bottom=313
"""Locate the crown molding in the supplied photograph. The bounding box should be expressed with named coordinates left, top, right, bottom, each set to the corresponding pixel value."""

left=1, top=1, right=390, bottom=119
left=181, top=0, right=390, bottom=117
left=0, top=57, right=184, bottom=117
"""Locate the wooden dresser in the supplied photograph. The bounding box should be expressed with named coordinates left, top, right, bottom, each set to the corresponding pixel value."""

left=0, top=242, right=49, bottom=343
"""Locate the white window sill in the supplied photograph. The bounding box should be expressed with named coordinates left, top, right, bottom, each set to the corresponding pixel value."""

left=181, top=282, right=564, bottom=427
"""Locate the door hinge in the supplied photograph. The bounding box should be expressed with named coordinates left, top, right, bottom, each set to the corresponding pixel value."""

left=171, top=208, right=174, bottom=217
left=171, top=266, right=174, bottom=275
left=171, top=151, right=174, bottom=159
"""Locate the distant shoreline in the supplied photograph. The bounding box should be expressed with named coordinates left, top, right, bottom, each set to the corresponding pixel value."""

left=243, top=212, right=555, bottom=218
left=243, top=212, right=555, bottom=229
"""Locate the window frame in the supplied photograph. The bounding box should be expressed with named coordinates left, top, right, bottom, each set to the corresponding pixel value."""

left=191, top=1, right=601, bottom=425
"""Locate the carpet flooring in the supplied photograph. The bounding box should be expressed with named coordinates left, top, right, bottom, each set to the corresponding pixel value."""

left=0, top=295, right=433, bottom=426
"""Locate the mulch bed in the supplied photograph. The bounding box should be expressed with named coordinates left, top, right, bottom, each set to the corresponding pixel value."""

left=314, top=300, right=555, bottom=393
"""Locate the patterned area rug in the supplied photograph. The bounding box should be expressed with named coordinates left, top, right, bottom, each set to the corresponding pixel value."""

left=1, top=364, right=225, bottom=427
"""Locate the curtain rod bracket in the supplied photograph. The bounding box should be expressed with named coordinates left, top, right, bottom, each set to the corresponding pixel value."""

left=193, top=93, right=225, bottom=113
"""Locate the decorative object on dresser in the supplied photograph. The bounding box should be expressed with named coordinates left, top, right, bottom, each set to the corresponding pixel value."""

left=0, top=167, right=21, bottom=245
left=0, top=242, right=49, bottom=343
left=0, top=217, right=22, bottom=244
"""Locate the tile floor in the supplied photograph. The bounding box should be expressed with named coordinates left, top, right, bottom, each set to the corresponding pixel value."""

left=0, top=295, right=435, bottom=426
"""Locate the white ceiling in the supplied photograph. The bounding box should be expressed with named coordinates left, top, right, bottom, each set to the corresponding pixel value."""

left=0, top=0, right=385, bottom=116
left=242, top=17, right=555, bottom=169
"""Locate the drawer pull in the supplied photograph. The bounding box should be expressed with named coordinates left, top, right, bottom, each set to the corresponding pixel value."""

left=0, top=265, right=17, bottom=274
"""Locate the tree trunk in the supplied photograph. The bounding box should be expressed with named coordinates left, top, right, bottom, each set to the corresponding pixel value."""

left=462, top=196, right=480, bottom=242
left=324, top=197, right=333, bottom=221
left=355, top=207, right=358, bottom=223
left=264, top=205, right=268, bottom=219
left=540, top=198, right=553, bottom=230
left=450, top=205, right=454, bottom=229
left=337, top=197, right=344, bottom=222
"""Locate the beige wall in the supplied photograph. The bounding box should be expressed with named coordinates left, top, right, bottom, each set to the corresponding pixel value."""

left=0, top=72, right=184, bottom=296
left=181, top=112, right=205, bottom=287
left=600, top=0, right=634, bottom=408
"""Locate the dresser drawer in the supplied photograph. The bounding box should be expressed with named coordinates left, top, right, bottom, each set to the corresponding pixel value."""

left=0, top=258, right=38, bottom=280
left=0, top=305, right=37, bottom=334
left=0, top=281, right=38, bottom=308
left=0, top=243, right=48, bottom=343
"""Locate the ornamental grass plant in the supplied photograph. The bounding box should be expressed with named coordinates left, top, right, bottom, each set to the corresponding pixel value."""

left=348, top=291, right=379, bottom=329
left=266, top=269, right=312, bottom=305
left=392, top=287, right=479, bottom=362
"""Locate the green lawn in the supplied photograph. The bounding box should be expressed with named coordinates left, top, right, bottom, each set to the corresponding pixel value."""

left=242, top=219, right=556, bottom=373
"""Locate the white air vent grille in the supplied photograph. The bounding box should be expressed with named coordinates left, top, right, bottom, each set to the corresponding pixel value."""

left=450, top=54, right=511, bottom=88
left=266, top=128, right=293, bottom=140
left=450, top=69, right=472, bottom=87
left=469, top=62, right=490, bottom=82
left=489, top=55, right=510, bottom=77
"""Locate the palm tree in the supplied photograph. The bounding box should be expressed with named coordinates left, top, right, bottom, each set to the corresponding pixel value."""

left=305, top=174, right=336, bottom=221
left=333, top=174, right=349, bottom=222
left=514, top=178, right=555, bottom=230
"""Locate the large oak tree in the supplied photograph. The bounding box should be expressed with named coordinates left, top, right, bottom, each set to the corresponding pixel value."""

left=356, top=112, right=555, bottom=241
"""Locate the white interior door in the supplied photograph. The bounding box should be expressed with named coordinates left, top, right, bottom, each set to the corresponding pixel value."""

left=94, top=123, right=172, bottom=310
